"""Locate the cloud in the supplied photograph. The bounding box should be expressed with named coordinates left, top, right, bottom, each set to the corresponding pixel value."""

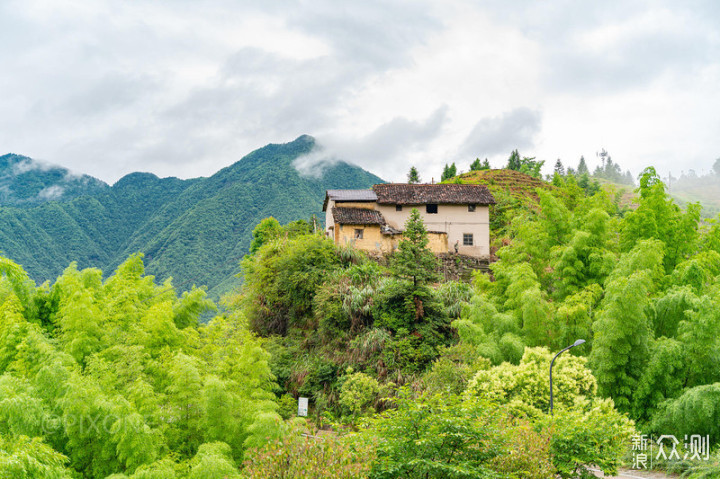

left=293, top=106, right=448, bottom=178
left=11, top=158, right=57, bottom=174
left=0, top=0, right=719, bottom=184
left=458, top=108, right=542, bottom=160
left=541, top=9, right=717, bottom=94
left=285, top=0, right=440, bottom=69
left=38, top=185, right=64, bottom=200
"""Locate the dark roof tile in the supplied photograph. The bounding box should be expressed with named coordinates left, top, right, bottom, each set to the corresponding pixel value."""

left=332, top=207, right=386, bottom=225
left=372, top=183, right=495, bottom=205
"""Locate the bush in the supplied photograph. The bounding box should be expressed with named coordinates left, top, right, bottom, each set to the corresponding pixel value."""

left=241, top=423, right=372, bottom=478
left=242, top=234, right=341, bottom=335
left=466, top=347, right=597, bottom=417
left=538, top=398, right=635, bottom=478
left=339, top=370, right=380, bottom=417
left=361, top=392, right=505, bottom=478
left=361, top=391, right=555, bottom=479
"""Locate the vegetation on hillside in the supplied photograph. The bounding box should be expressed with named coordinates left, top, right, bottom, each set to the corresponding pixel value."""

left=0, top=136, right=383, bottom=298
left=0, top=153, right=108, bottom=206
left=3, top=145, right=720, bottom=477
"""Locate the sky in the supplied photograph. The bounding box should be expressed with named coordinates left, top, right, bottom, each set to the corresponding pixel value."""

left=1, top=0, right=719, bottom=184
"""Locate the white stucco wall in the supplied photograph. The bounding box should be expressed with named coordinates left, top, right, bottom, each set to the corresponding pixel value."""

left=376, top=203, right=490, bottom=257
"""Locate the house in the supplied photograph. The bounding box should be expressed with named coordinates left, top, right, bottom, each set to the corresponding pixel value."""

left=322, top=183, right=495, bottom=257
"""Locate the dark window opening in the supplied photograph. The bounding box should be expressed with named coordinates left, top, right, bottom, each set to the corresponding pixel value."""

left=463, top=233, right=473, bottom=246
left=468, top=204, right=476, bottom=212
left=354, top=229, right=364, bottom=239
left=396, top=205, right=403, bottom=211
left=426, top=204, right=438, bottom=214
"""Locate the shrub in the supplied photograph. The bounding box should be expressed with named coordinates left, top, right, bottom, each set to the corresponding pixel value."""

left=466, top=347, right=597, bottom=417
left=361, top=390, right=556, bottom=479
left=362, top=391, right=505, bottom=478
left=241, top=423, right=372, bottom=478
left=339, top=370, right=380, bottom=417
left=537, top=398, right=635, bottom=478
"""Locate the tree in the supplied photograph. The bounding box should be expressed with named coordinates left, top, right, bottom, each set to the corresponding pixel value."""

left=249, top=217, right=283, bottom=254
left=441, top=164, right=450, bottom=181
left=389, top=209, right=439, bottom=288
left=577, top=156, right=588, bottom=175
left=713, top=158, right=720, bottom=176
left=505, top=150, right=544, bottom=178
left=507, top=150, right=521, bottom=170
left=554, top=159, right=565, bottom=176
left=590, top=243, right=660, bottom=412
left=440, top=163, right=457, bottom=181
left=470, top=158, right=490, bottom=171
left=620, top=167, right=700, bottom=272
left=406, top=166, right=420, bottom=184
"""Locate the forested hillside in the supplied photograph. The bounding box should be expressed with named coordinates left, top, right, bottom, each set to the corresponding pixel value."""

left=0, top=154, right=107, bottom=206
left=3, top=164, right=720, bottom=478
left=0, top=136, right=383, bottom=297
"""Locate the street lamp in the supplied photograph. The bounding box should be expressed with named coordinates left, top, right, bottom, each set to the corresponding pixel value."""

left=549, top=339, right=586, bottom=415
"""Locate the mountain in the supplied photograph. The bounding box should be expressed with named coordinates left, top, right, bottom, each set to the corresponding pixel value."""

left=0, top=136, right=383, bottom=297
left=0, top=153, right=108, bottom=206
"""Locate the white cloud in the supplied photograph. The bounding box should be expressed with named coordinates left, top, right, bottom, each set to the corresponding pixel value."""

left=0, top=0, right=718, bottom=183
left=38, top=184, right=64, bottom=200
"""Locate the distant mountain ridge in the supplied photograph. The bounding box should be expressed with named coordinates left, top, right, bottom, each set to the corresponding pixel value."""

left=0, top=153, right=108, bottom=205
left=0, top=136, right=384, bottom=297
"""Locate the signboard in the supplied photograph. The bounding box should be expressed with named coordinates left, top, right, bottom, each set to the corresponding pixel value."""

left=298, top=397, right=308, bottom=417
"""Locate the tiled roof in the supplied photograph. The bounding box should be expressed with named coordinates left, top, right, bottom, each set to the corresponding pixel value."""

left=372, top=183, right=495, bottom=205
left=323, top=189, right=378, bottom=211
left=326, top=189, right=378, bottom=201
left=332, top=207, right=386, bottom=225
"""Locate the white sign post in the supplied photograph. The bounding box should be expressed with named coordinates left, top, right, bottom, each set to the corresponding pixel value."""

left=298, top=397, right=308, bottom=417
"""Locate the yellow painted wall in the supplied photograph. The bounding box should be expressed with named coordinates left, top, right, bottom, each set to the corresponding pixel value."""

left=336, top=224, right=388, bottom=253
left=336, top=224, right=447, bottom=255
left=427, top=232, right=448, bottom=253
left=334, top=201, right=376, bottom=209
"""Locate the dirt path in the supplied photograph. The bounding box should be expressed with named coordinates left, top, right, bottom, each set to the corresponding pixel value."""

left=589, top=467, right=679, bottom=478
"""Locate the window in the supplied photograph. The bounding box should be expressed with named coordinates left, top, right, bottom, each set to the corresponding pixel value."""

left=468, top=204, right=476, bottom=212
left=463, top=233, right=473, bottom=246
left=396, top=204, right=403, bottom=211
left=354, top=229, right=364, bottom=239
left=426, top=204, right=438, bottom=214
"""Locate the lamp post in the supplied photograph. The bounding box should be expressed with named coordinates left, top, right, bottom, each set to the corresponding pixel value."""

left=549, top=339, right=586, bottom=415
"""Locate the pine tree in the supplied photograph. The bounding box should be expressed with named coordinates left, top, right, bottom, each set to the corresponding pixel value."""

left=470, top=158, right=482, bottom=171
left=407, top=166, right=421, bottom=184
left=507, top=150, right=521, bottom=170
left=390, top=208, right=439, bottom=288
left=441, top=164, right=451, bottom=181
left=482, top=159, right=490, bottom=169
left=577, top=156, right=589, bottom=175
left=554, top=159, right=565, bottom=176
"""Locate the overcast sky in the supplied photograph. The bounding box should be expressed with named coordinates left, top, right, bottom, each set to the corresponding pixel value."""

left=1, top=0, right=719, bottom=184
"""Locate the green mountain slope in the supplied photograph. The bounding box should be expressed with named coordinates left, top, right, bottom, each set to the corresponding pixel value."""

left=0, top=135, right=383, bottom=296
left=0, top=153, right=108, bottom=205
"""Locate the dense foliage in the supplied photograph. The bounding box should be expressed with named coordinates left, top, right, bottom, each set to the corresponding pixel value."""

left=4, top=155, right=720, bottom=477
left=0, top=136, right=382, bottom=298
left=0, top=254, right=281, bottom=478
